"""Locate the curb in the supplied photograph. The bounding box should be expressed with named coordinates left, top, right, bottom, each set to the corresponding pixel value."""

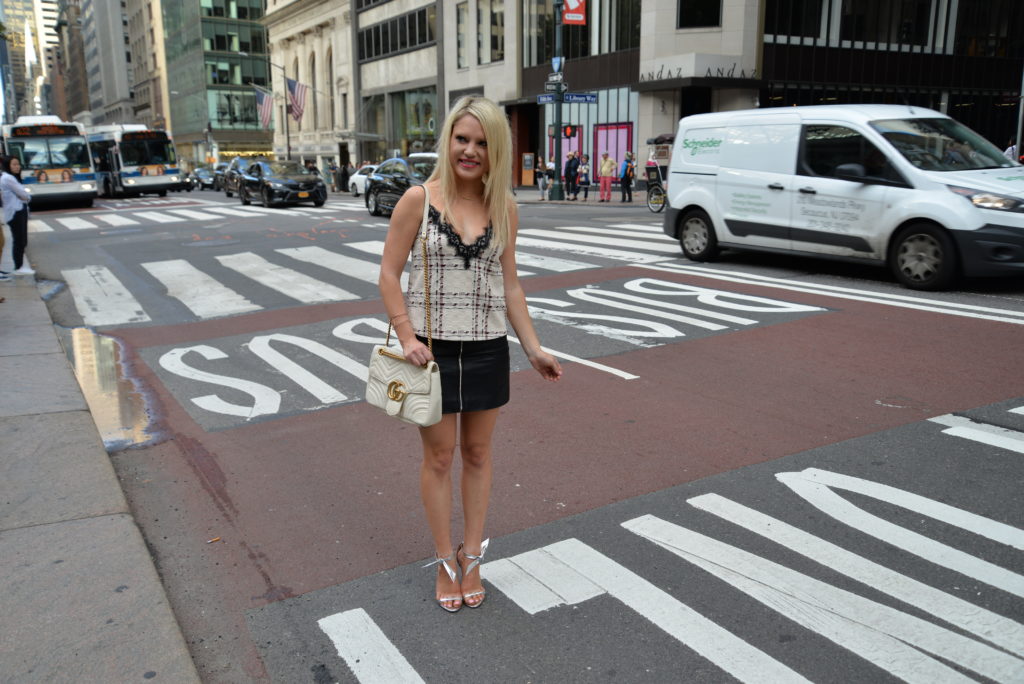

left=0, top=275, right=200, bottom=683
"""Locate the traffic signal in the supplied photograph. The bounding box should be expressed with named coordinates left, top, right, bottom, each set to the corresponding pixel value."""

left=563, top=125, right=577, bottom=138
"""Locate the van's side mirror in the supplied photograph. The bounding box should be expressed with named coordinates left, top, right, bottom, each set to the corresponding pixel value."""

left=835, top=163, right=867, bottom=180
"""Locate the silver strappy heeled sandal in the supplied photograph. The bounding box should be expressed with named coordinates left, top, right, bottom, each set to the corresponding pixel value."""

left=423, top=552, right=462, bottom=613
left=457, top=538, right=490, bottom=609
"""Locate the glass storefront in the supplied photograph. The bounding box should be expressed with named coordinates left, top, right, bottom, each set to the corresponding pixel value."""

left=361, top=86, right=437, bottom=161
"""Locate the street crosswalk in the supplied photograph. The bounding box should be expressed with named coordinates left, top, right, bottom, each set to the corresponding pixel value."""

left=58, top=219, right=677, bottom=327
left=29, top=203, right=348, bottom=232
left=304, top=402, right=1024, bottom=684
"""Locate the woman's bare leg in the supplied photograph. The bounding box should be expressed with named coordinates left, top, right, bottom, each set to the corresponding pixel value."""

left=419, top=414, right=460, bottom=609
left=457, top=407, right=500, bottom=605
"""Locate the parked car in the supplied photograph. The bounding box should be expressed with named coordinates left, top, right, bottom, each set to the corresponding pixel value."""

left=223, top=157, right=266, bottom=198
left=212, top=162, right=229, bottom=190
left=349, top=164, right=377, bottom=196
left=237, top=160, right=328, bottom=208
left=365, top=153, right=438, bottom=216
left=192, top=167, right=215, bottom=190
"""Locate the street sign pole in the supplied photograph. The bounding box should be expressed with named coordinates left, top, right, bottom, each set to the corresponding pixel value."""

left=551, top=1, right=565, bottom=201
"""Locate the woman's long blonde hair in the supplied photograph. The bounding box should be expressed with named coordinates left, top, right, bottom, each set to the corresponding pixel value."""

left=430, top=96, right=513, bottom=245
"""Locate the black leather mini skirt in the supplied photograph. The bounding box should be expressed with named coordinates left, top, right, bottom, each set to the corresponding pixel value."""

left=417, top=335, right=509, bottom=414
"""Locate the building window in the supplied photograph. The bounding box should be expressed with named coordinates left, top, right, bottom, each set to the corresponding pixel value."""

left=478, top=0, right=504, bottom=65
left=456, top=2, right=468, bottom=68
left=309, top=52, right=318, bottom=129
left=357, top=6, right=436, bottom=63
left=764, top=0, right=824, bottom=39
left=327, top=49, right=335, bottom=129
left=522, top=0, right=638, bottom=68
left=677, top=0, right=721, bottom=29
left=839, top=0, right=931, bottom=46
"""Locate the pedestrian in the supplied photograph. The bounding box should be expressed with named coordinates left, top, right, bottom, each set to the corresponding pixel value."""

left=378, top=95, right=562, bottom=613
left=1004, top=139, right=1018, bottom=162
left=537, top=157, right=549, bottom=200
left=578, top=154, right=592, bottom=201
left=564, top=151, right=580, bottom=200
left=328, top=160, right=338, bottom=191
left=620, top=151, right=635, bottom=202
left=598, top=151, right=616, bottom=202
left=545, top=158, right=555, bottom=198
left=1, top=156, right=33, bottom=275
left=340, top=162, right=353, bottom=195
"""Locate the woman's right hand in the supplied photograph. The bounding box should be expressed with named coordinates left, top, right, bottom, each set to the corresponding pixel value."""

left=400, top=337, right=434, bottom=367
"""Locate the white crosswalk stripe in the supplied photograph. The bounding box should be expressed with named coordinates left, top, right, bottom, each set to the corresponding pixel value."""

left=28, top=219, right=52, bottom=233
left=94, top=213, right=141, bottom=226
left=607, top=223, right=665, bottom=233
left=347, top=240, right=385, bottom=256
left=133, top=211, right=181, bottom=223
left=215, top=252, right=358, bottom=303
left=276, top=246, right=381, bottom=284
left=166, top=209, right=224, bottom=221
left=55, top=216, right=97, bottom=230
left=205, top=206, right=274, bottom=218
left=515, top=251, right=594, bottom=272
left=521, top=228, right=678, bottom=252
left=516, top=236, right=667, bottom=263
left=141, top=259, right=261, bottom=318
left=61, top=265, right=151, bottom=326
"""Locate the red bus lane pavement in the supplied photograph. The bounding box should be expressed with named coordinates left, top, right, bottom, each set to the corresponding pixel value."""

left=105, top=266, right=1024, bottom=681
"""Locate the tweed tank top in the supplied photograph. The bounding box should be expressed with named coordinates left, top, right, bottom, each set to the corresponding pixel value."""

left=406, top=204, right=506, bottom=341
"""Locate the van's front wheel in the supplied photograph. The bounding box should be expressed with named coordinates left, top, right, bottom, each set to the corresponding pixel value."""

left=889, top=223, right=958, bottom=291
left=679, top=209, right=719, bottom=261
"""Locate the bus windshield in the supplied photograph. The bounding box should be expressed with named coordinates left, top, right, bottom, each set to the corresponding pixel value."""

left=870, top=117, right=1013, bottom=172
left=7, top=136, right=91, bottom=170
left=120, top=139, right=177, bottom=166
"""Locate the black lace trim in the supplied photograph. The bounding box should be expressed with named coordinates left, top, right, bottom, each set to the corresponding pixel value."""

left=429, top=205, right=492, bottom=269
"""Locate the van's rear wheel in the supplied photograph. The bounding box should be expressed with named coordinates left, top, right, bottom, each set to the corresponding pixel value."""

left=889, top=223, right=958, bottom=290
left=679, top=208, right=719, bottom=261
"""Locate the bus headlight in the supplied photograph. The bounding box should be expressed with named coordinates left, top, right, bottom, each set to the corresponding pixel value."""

left=169, top=175, right=179, bottom=182
left=126, top=178, right=136, bottom=185
left=80, top=183, right=95, bottom=191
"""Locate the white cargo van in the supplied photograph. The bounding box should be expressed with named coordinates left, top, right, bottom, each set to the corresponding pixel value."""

left=662, top=105, right=1024, bottom=290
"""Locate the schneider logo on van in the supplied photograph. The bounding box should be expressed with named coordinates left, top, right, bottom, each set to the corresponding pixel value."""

left=682, top=138, right=723, bottom=156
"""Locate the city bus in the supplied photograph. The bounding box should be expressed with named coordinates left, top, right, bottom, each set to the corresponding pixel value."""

left=86, top=124, right=183, bottom=197
left=1, top=115, right=97, bottom=206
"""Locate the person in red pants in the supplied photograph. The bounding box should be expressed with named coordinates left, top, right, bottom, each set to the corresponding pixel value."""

left=598, top=151, right=616, bottom=202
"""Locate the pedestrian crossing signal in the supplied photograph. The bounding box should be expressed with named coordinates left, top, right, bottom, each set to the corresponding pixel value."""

left=563, top=125, right=577, bottom=138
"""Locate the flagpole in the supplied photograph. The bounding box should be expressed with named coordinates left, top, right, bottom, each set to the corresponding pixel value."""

left=252, top=80, right=290, bottom=160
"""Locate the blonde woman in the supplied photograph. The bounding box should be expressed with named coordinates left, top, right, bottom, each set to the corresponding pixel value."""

left=379, top=97, right=562, bottom=613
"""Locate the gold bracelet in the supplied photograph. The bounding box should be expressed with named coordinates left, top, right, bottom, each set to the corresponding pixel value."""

left=390, top=313, right=410, bottom=325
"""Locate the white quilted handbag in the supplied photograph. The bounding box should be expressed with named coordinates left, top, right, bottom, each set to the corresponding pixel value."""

left=365, top=186, right=442, bottom=427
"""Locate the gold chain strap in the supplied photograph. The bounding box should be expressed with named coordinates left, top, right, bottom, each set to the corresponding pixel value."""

left=383, top=187, right=432, bottom=360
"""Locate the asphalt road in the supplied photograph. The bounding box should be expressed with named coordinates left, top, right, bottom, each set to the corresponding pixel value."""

left=26, top=190, right=1024, bottom=682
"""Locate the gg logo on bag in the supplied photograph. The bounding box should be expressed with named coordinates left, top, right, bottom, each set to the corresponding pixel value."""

left=387, top=380, right=407, bottom=402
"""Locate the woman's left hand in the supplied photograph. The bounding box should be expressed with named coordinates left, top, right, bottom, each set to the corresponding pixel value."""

left=529, top=351, right=563, bottom=382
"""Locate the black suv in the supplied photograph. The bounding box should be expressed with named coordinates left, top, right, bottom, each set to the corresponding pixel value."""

left=212, top=162, right=229, bottom=190
left=223, top=157, right=267, bottom=198
left=365, top=153, right=438, bottom=216
left=237, top=160, right=328, bottom=208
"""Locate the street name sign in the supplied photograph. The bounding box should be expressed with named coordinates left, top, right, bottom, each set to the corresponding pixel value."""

left=537, top=94, right=556, bottom=104
left=564, top=93, right=598, bottom=103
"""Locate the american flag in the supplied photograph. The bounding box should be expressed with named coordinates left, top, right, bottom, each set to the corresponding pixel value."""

left=254, top=87, right=273, bottom=129
left=287, top=78, right=308, bottom=123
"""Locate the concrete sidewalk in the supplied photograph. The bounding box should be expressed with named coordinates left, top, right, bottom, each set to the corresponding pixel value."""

left=0, top=275, right=199, bottom=682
